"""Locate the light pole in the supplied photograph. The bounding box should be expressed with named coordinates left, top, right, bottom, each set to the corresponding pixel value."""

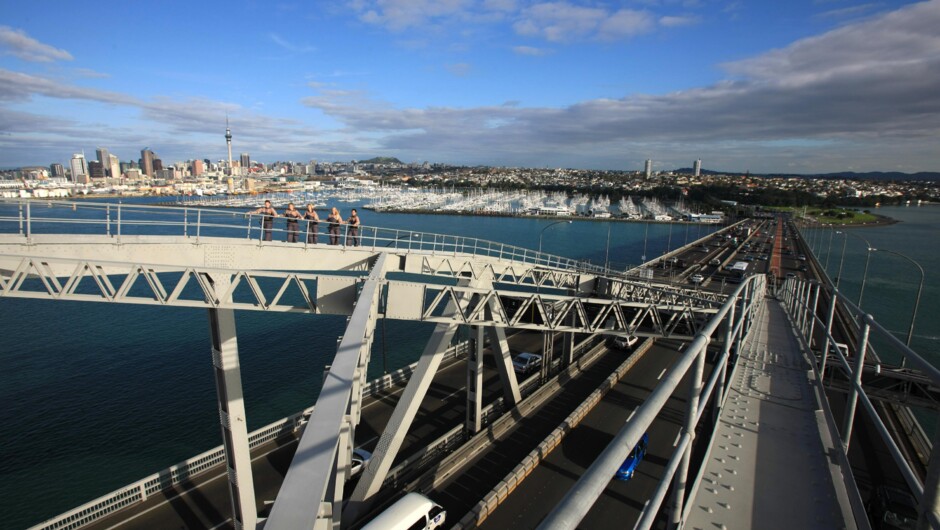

left=538, top=220, right=571, bottom=255
left=835, top=230, right=848, bottom=289
left=604, top=223, right=611, bottom=270
left=825, top=225, right=835, bottom=271
left=873, top=248, right=924, bottom=348
left=850, top=232, right=874, bottom=308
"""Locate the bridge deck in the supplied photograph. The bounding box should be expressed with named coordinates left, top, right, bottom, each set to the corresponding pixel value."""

left=685, top=299, right=850, bottom=530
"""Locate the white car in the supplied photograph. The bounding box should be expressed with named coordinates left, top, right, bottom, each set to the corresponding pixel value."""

left=349, top=447, right=373, bottom=478
left=512, top=352, right=542, bottom=375
left=611, top=335, right=639, bottom=351
left=690, top=274, right=705, bottom=284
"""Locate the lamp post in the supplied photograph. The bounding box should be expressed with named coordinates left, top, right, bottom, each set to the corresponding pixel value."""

left=825, top=225, right=835, bottom=271
left=835, top=230, right=848, bottom=289
left=604, top=223, right=612, bottom=270
left=873, top=249, right=924, bottom=348
left=538, top=220, right=571, bottom=255
left=850, top=233, right=874, bottom=308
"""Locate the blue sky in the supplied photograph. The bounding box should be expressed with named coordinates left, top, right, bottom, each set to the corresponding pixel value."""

left=1, top=0, right=938, bottom=173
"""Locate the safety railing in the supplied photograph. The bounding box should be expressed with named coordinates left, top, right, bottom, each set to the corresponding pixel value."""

left=538, top=273, right=767, bottom=529
left=780, top=274, right=940, bottom=529
left=0, top=199, right=618, bottom=277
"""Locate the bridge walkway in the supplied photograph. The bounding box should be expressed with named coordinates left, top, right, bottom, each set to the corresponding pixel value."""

left=685, top=298, right=850, bottom=530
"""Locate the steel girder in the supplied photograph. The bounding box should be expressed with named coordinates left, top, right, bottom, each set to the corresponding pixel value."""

left=265, top=253, right=389, bottom=530
left=385, top=282, right=718, bottom=340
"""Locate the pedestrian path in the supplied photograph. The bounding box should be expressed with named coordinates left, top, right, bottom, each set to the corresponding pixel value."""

left=686, top=298, right=850, bottom=530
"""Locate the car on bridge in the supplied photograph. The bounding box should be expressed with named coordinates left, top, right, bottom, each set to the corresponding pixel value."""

left=709, top=258, right=721, bottom=266
left=350, top=447, right=373, bottom=478
left=615, top=433, right=650, bottom=481
left=867, top=485, right=917, bottom=530
left=512, top=352, right=542, bottom=375
left=690, top=273, right=705, bottom=284
left=609, top=335, right=639, bottom=351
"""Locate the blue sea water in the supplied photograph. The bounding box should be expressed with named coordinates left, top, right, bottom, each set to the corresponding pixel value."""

left=1, top=199, right=936, bottom=529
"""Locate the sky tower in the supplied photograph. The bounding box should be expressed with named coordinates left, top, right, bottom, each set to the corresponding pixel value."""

left=225, top=116, right=233, bottom=176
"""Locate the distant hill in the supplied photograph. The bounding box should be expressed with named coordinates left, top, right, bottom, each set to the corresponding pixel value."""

left=360, top=157, right=403, bottom=165
left=673, top=168, right=940, bottom=182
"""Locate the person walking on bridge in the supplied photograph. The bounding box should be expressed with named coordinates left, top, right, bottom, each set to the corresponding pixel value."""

left=346, top=208, right=361, bottom=246
left=283, top=203, right=303, bottom=243
left=249, top=200, right=277, bottom=241
left=327, top=207, right=343, bottom=245
left=303, top=203, right=320, bottom=244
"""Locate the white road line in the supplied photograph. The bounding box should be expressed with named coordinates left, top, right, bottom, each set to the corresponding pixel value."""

left=657, top=368, right=667, bottom=380
left=626, top=409, right=637, bottom=422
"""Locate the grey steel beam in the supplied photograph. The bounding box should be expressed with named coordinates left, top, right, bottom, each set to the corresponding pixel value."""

left=207, top=302, right=257, bottom=530
left=466, top=325, right=484, bottom=434
left=343, top=277, right=481, bottom=525
left=486, top=304, right=523, bottom=406
left=265, top=253, right=388, bottom=530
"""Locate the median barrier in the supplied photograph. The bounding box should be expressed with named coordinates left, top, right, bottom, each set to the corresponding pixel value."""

left=451, top=338, right=654, bottom=529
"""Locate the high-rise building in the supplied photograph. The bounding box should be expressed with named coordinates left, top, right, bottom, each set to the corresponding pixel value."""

left=240, top=153, right=250, bottom=171
left=153, top=159, right=163, bottom=172
left=96, top=148, right=110, bottom=177
left=50, top=163, right=65, bottom=177
left=192, top=159, right=204, bottom=176
left=109, top=154, right=121, bottom=179
left=644, top=159, right=652, bottom=178
left=693, top=159, right=702, bottom=177
left=225, top=119, right=233, bottom=176
left=140, top=149, right=154, bottom=177
left=70, top=153, right=89, bottom=184
left=88, top=160, right=105, bottom=179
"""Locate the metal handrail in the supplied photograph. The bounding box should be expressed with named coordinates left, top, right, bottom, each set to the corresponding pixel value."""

left=0, top=198, right=618, bottom=277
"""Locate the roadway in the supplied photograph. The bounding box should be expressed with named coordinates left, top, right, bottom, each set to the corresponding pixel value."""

left=81, top=332, right=549, bottom=530
left=474, top=340, right=705, bottom=529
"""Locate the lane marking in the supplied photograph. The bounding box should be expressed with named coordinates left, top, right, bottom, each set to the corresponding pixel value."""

left=657, top=368, right=667, bottom=380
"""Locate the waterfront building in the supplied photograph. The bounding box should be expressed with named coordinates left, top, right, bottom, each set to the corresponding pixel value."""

left=88, top=160, right=105, bottom=179
left=140, top=149, right=154, bottom=177
left=96, top=148, right=110, bottom=177
left=70, top=153, right=88, bottom=184
left=109, top=154, right=121, bottom=180
left=693, top=159, right=702, bottom=177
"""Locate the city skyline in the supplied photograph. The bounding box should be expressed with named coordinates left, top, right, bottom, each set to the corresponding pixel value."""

left=1, top=1, right=939, bottom=173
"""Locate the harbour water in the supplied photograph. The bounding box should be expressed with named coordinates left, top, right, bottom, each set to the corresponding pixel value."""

left=0, top=200, right=936, bottom=529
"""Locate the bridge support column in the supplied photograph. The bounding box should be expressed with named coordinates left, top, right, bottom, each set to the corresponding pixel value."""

left=485, top=302, right=522, bottom=406
left=917, top=422, right=940, bottom=530
left=542, top=331, right=554, bottom=378
left=466, top=325, right=484, bottom=434
left=346, top=279, right=479, bottom=524
left=207, top=307, right=257, bottom=530
left=841, top=317, right=871, bottom=452
left=819, top=289, right=838, bottom=381
left=670, top=341, right=707, bottom=528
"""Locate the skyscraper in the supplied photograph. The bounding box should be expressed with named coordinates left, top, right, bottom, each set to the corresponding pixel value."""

left=109, top=154, right=121, bottom=180
left=96, top=148, right=110, bottom=177
left=644, top=159, right=652, bottom=178
left=192, top=159, right=204, bottom=176
left=225, top=118, right=233, bottom=176
left=140, top=148, right=154, bottom=177
left=70, top=153, right=89, bottom=184
left=240, top=153, right=250, bottom=172
left=50, top=163, right=64, bottom=178
left=693, top=159, right=702, bottom=177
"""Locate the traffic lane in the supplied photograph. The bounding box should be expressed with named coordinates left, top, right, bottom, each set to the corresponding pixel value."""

left=477, top=342, right=701, bottom=530
left=90, top=347, right=510, bottom=529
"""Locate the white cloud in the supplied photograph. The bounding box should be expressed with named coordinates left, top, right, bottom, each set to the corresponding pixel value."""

left=512, top=45, right=549, bottom=56
left=270, top=33, right=316, bottom=53
left=300, top=1, right=940, bottom=171
left=0, top=26, right=73, bottom=63
left=659, top=14, right=700, bottom=27
left=444, top=62, right=472, bottom=76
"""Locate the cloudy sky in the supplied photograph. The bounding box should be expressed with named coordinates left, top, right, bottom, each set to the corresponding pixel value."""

left=1, top=0, right=938, bottom=173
